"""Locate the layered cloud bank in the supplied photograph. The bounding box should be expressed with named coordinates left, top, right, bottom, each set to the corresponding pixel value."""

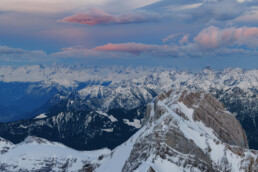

left=50, top=26, right=258, bottom=59
left=1, top=25, right=258, bottom=62
left=0, top=0, right=258, bottom=67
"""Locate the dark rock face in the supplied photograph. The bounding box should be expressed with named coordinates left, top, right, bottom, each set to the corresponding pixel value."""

left=212, top=87, right=258, bottom=150
left=178, top=90, right=249, bottom=148
left=0, top=104, right=145, bottom=150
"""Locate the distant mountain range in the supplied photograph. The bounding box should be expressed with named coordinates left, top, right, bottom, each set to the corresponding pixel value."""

left=0, top=65, right=257, bottom=151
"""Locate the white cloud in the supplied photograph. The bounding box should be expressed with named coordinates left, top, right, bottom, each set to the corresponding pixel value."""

left=167, top=3, right=203, bottom=11
left=162, top=34, right=179, bottom=43
left=235, top=8, right=258, bottom=22
left=0, top=46, right=47, bottom=62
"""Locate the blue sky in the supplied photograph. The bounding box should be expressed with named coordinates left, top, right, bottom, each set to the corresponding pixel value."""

left=0, top=0, right=257, bottom=70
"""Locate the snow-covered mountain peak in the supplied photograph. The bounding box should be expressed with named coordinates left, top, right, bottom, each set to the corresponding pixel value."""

left=97, top=90, right=257, bottom=171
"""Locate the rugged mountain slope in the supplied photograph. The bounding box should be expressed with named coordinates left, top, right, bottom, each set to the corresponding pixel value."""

left=96, top=90, right=258, bottom=172
left=1, top=90, right=256, bottom=172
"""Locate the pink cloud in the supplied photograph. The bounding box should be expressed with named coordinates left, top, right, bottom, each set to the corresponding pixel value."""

left=194, top=26, right=258, bottom=50
left=94, top=42, right=178, bottom=56
left=52, top=42, right=179, bottom=58
left=59, top=9, right=157, bottom=26
left=94, top=43, right=151, bottom=55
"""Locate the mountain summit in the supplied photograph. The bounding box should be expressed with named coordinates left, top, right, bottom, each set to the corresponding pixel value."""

left=97, top=90, right=257, bottom=171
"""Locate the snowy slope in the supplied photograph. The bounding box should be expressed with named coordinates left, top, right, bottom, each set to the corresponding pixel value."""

left=0, top=136, right=110, bottom=172
left=0, top=137, right=14, bottom=155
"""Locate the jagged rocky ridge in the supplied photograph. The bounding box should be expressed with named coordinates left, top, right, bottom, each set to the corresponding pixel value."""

left=0, top=90, right=257, bottom=172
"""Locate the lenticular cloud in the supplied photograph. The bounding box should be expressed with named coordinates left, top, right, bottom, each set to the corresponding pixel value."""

left=59, top=9, right=157, bottom=26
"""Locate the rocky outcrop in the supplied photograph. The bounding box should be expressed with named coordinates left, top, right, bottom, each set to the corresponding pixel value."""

left=178, top=90, right=248, bottom=148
